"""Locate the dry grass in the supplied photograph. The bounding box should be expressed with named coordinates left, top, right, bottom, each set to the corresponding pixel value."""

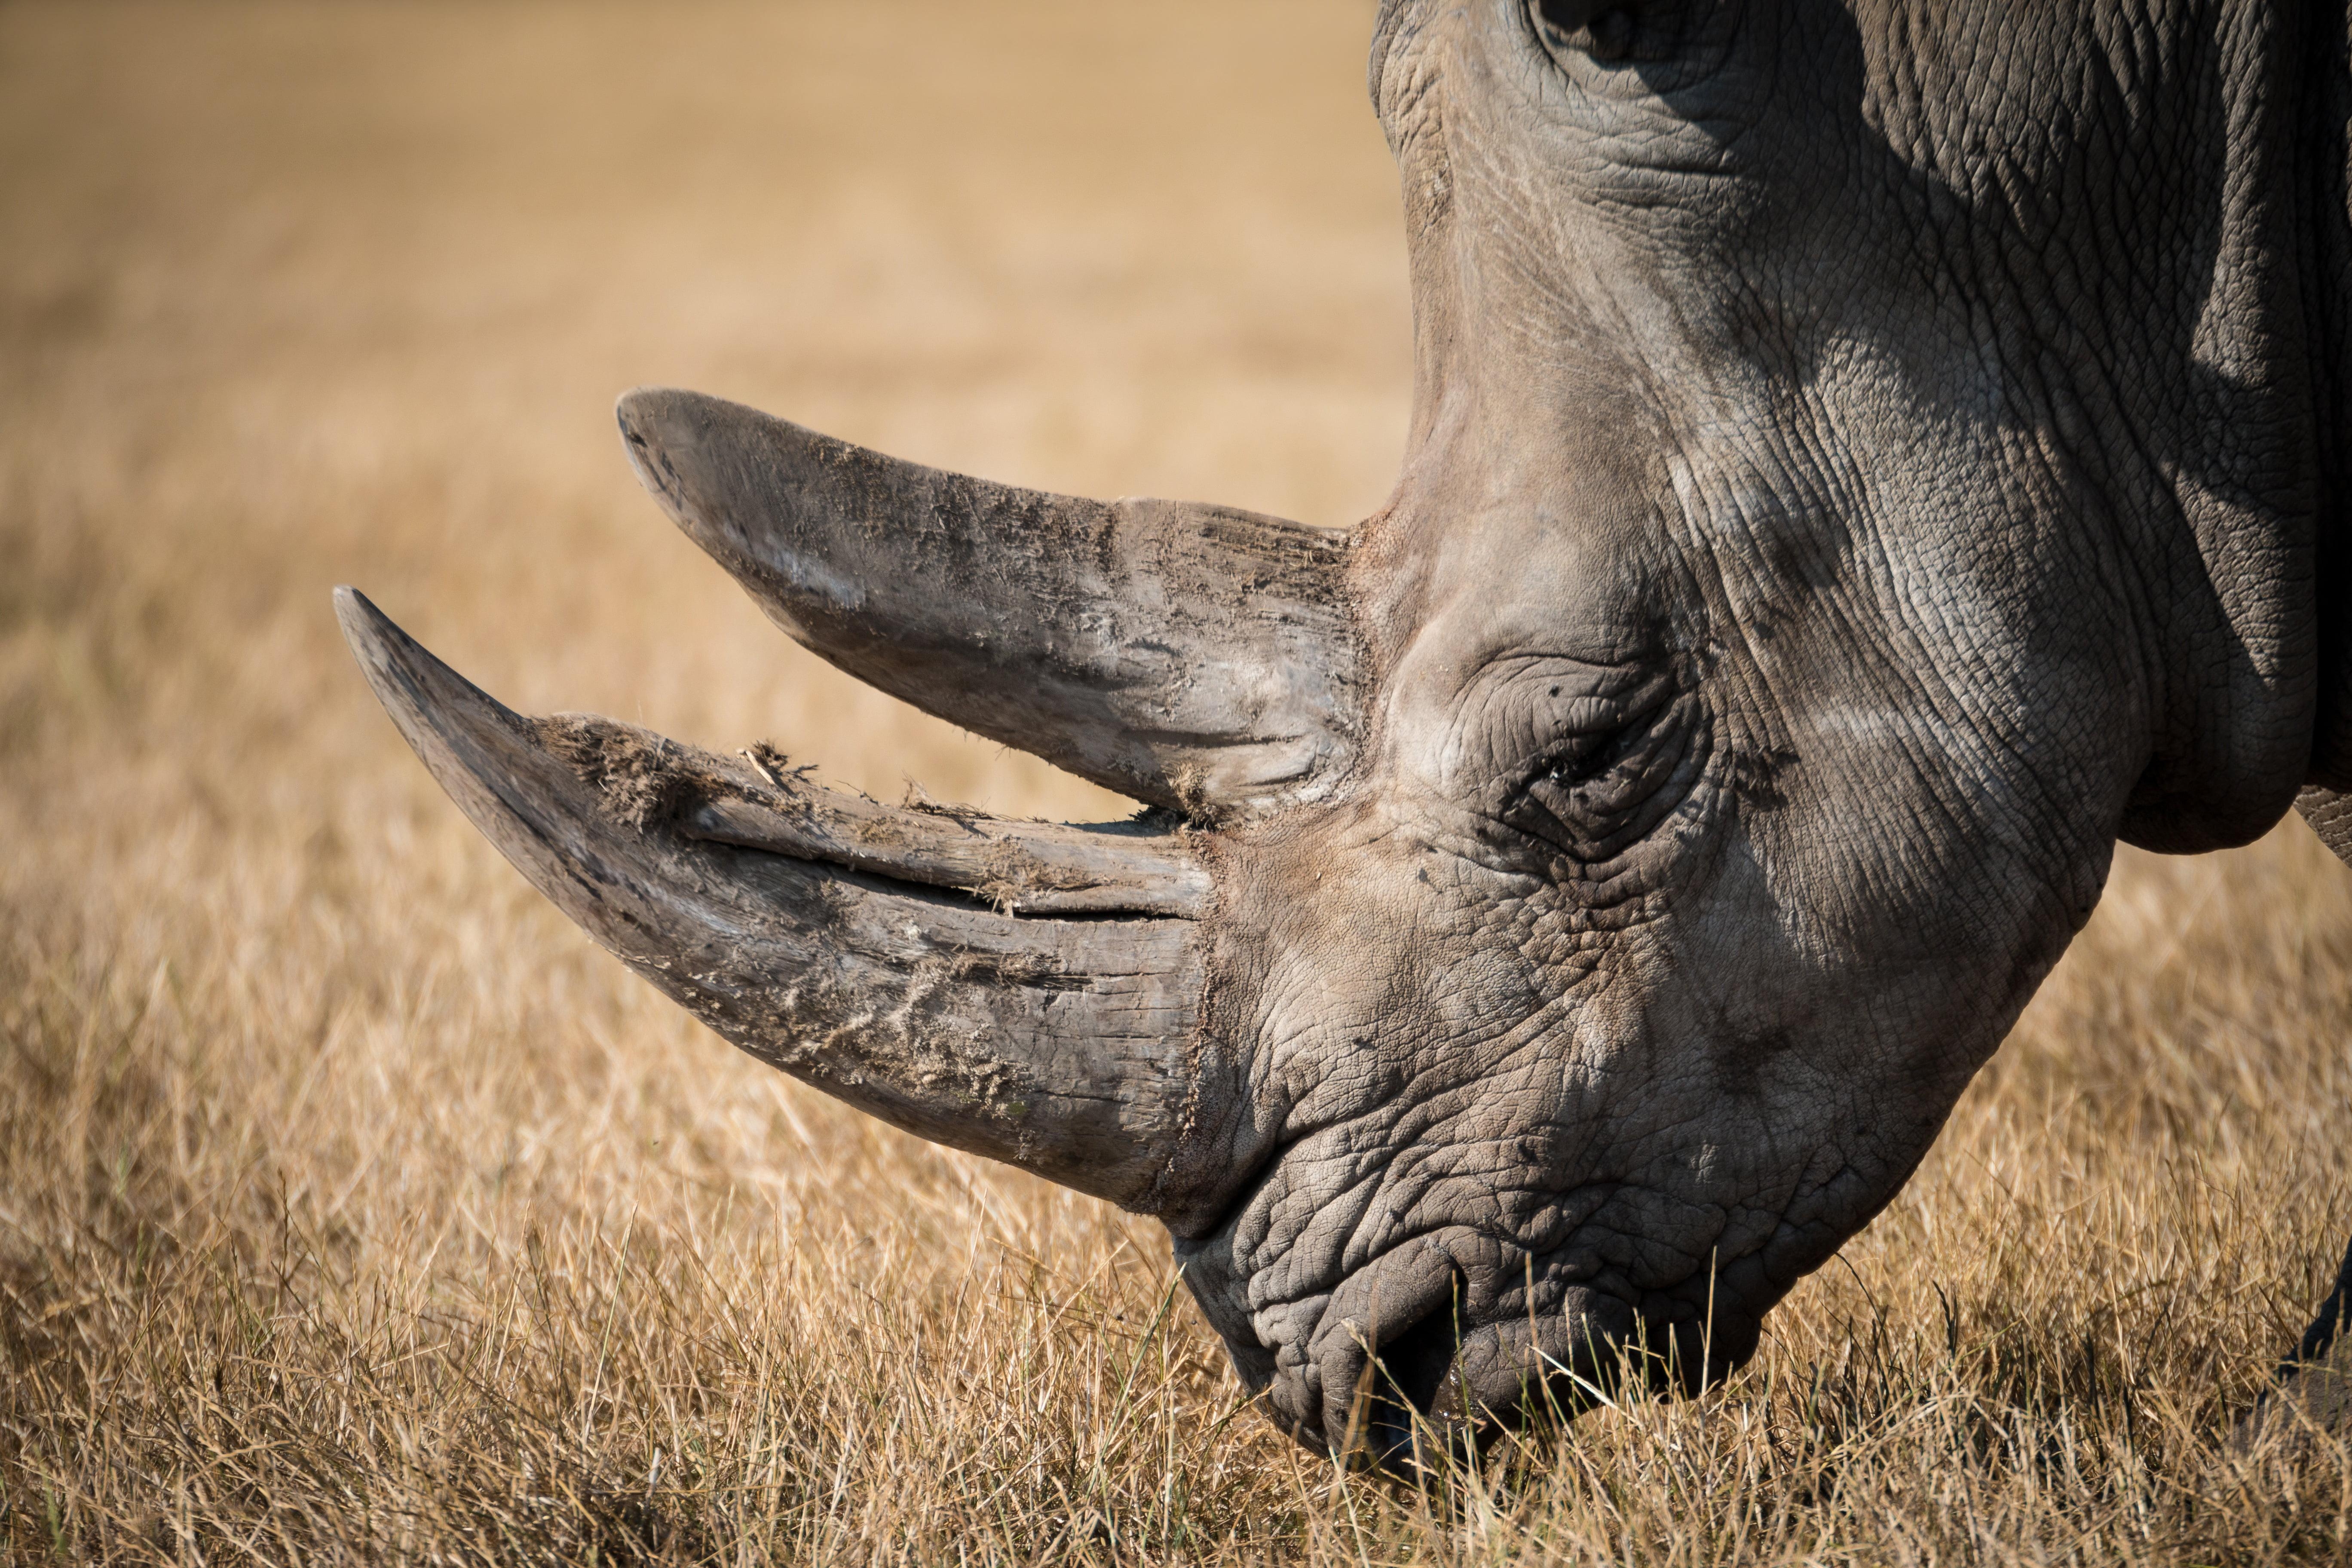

left=6, top=2, right=2352, bottom=1562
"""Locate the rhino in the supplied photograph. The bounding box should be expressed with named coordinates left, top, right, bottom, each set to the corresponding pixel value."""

left=336, top=0, right=2352, bottom=1469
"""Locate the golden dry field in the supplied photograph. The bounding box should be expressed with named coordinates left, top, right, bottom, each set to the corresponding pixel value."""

left=8, top=2, right=2352, bottom=1562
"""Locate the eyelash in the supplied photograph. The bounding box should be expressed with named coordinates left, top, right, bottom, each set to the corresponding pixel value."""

left=1538, top=731, right=1626, bottom=790
left=1510, top=689, right=1693, bottom=837
left=1534, top=686, right=1675, bottom=794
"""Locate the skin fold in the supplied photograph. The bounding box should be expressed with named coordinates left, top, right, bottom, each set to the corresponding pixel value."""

left=340, top=0, right=2352, bottom=1471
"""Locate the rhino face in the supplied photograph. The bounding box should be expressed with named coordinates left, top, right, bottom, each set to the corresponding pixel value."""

left=340, top=0, right=2324, bottom=1469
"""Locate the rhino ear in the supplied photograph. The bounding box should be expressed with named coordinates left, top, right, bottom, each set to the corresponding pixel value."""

left=615, top=389, right=1361, bottom=820
left=1527, top=0, right=1690, bottom=62
left=2312, top=583, right=2352, bottom=795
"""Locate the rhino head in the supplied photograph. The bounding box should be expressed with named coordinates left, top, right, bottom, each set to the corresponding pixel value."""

left=339, top=0, right=2336, bottom=1468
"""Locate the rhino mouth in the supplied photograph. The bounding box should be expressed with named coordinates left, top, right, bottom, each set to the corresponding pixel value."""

left=1315, top=1286, right=1756, bottom=1470
left=1186, top=1195, right=1767, bottom=1471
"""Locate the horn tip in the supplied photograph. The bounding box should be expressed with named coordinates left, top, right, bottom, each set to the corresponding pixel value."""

left=332, top=585, right=523, bottom=750
left=336, top=584, right=435, bottom=745
left=614, top=386, right=717, bottom=521
left=615, top=384, right=744, bottom=445
left=613, top=383, right=689, bottom=431
left=332, top=583, right=424, bottom=678
left=333, top=584, right=401, bottom=677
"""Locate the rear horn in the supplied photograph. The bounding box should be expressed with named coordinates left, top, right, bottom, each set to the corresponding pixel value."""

left=615, top=388, right=1362, bottom=820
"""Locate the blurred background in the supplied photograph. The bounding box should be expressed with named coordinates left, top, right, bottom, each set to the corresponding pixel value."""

left=8, top=3, right=2352, bottom=1561
left=2, top=0, right=1403, bottom=813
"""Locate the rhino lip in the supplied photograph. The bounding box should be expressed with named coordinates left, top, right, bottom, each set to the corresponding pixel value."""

left=333, top=586, right=1212, bottom=1210
left=1280, top=1225, right=1752, bottom=1472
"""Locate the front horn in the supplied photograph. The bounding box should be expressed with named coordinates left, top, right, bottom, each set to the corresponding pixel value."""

left=615, top=388, right=1361, bottom=820
left=334, top=588, right=1215, bottom=1212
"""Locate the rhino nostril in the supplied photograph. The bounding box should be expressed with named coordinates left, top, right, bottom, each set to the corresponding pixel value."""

left=1349, top=1308, right=1589, bottom=1474
left=1384, top=1304, right=1468, bottom=1405
left=1356, top=1302, right=1467, bottom=1467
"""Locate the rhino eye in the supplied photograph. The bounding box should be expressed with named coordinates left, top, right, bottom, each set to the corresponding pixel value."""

left=1497, top=684, right=1700, bottom=865
left=1531, top=0, right=1639, bottom=61
left=1540, top=727, right=1630, bottom=788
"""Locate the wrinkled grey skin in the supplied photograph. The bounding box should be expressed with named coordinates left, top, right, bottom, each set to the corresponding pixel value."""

left=340, top=0, right=2352, bottom=1470
left=1182, top=0, right=2333, bottom=1458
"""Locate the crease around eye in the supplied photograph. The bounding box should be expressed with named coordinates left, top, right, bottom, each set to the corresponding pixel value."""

left=1525, top=686, right=1676, bottom=790
left=1503, top=698, right=1699, bottom=861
